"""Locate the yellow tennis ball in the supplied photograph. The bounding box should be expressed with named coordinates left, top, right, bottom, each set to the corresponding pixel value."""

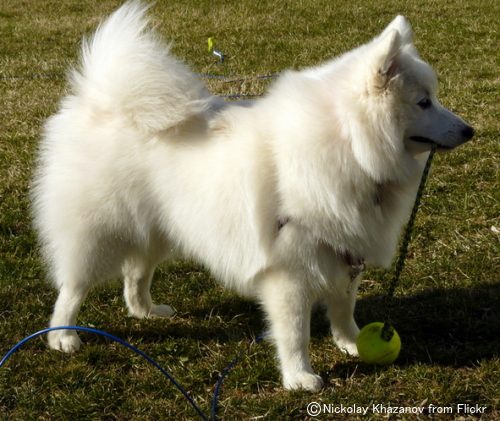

left=356, top=322, right=401, bottom=365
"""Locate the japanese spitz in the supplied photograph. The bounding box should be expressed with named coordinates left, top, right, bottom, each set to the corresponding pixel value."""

left=32, top=1, right=473, bottom=390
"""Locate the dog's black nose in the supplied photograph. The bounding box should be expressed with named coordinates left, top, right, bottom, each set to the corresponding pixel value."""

left=462, top=125, right=475, bottom=140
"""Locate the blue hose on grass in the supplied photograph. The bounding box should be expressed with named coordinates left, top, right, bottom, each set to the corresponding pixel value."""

left=0, top=326, right=263, bottom=420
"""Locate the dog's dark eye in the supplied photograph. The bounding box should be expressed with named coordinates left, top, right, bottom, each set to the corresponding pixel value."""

left=417, top=98, right=432, bottom=109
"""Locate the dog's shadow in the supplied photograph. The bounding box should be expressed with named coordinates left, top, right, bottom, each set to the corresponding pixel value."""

left=344, top=282, right=499, bottom=368
left=105, top=282, right=499, bottom=368
left=106, top=292, right=265, bottom=343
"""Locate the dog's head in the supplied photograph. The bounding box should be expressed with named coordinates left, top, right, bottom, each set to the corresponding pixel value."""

left=369, top=16, right=474, bottom=153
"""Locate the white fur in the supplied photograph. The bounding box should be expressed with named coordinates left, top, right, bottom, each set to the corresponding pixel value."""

left=32, top=2, right=473, bottom=390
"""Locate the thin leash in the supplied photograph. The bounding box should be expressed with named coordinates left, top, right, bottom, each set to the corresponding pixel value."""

left=0, top=72, right=278, bottom=83
left=0, top=72, right=276, bottom=99
left=381, top=143, right=437, bottom=338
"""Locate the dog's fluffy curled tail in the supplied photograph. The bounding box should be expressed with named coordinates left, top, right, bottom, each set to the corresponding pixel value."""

left=70, top=0, right=210, bottom=132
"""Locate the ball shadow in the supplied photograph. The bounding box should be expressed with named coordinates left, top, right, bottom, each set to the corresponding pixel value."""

left=332, top=282, right=499, bottom=373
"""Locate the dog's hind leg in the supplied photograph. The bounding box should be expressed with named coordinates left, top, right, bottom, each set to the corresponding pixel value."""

left=258, top=269, right=324, bottom=391
left=48, top=260, right=90, bottom=353
left=122, top=255, right=175, bottom=319
left=325, top=276, right=361, bottom=356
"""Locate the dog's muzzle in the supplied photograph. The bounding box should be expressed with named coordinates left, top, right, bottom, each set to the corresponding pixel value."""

left=410, top=124, right=475, bottom=150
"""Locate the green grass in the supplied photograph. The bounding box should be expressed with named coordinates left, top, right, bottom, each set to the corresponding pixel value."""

left=1, top=0, right=499, bottom=419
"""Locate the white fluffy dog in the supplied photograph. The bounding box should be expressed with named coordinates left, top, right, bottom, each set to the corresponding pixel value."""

left=32, top=1, right=473, bottom=390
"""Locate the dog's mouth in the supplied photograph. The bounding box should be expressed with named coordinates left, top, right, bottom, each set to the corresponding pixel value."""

left=409, top=136, right=453, bottom=150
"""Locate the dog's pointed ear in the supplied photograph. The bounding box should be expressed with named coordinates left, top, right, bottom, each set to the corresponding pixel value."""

left=371, top=29, right=402, bottom=88
left=383, top=15, right=413, bottom=46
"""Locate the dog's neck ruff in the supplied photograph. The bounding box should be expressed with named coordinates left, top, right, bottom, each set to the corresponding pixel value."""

left=277, top=216, right=365, bottom=279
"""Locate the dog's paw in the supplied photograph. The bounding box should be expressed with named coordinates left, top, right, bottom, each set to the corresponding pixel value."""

left=335, top=339, right=359, bottom=357
left=129, top=304, right=176, bottom=319
left=333, top=327, right=360, bottom=357
left=48, top=330, right=82, bottom=353
left=149, top=304, right=176, bottom=318
left=283, top=371, right=324, bottom=392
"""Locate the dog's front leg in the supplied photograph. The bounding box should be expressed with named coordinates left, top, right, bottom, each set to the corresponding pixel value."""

left=324, top=275, right=361, bottom=356
left=258, top=270, right=323, bottom=391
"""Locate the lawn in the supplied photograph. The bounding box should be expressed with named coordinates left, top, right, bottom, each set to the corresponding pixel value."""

left=0, top=0, right=498, bottom=419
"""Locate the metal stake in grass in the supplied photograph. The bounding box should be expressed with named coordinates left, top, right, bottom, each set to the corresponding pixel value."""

left=208, top=37, right=225, bottom=63
left=357, top=144, right=437, bottom=364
